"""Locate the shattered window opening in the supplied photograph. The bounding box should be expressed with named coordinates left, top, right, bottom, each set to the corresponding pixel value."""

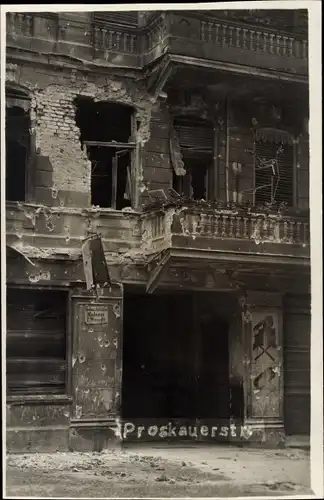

left=5, top=88, right=31, bottom=202
left=6, top=288, right=68, bottom=396
left=172, top=116, right=214, bottom=201
left=75, top=98, right=135, bottom=209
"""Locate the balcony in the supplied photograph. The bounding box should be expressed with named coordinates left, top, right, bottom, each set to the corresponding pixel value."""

left=6, top=11, right=308, bottom=79
left=5, top=202, right=142, bottom=261
left=142, top=203, right=310, bottom=292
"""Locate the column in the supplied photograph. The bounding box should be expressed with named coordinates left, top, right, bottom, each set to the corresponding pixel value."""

left=69, top=284, right=123, bottom=451
left=57, top=12, right=93, bottom=59
left=238, top=291, right=285, bottom=446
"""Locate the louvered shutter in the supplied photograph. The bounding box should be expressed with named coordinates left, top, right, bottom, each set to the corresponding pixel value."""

left=255, top=140, right=294, bottom=206
left=174, top=122, right=213, bottom=159
left=93, top=11, right=139, bottom=27
left=6, top=288, right=67, bottom=395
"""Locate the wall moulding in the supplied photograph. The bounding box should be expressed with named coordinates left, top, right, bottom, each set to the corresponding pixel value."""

left=255, top=127, right=294, bottom=145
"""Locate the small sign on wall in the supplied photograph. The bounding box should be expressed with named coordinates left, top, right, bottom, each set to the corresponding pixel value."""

left=85, top=305, right=109, bottom=325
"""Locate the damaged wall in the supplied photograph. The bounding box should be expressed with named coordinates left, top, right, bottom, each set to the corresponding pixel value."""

left=7, top=400, right=71, bottom=453
left=7, top=63, right=155, bottom=209
left=6, top=203, right=143, bottom=270
left=5, top=45, right=310, bottom=453
left=141, top=101, right=173, bottom=201
left=6, top=62, right=309, bottom=211
left=237, top=291, right=284, bottom=441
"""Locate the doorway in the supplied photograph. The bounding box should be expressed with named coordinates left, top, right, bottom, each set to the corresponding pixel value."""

left=121, top=289, right=232, bottom=438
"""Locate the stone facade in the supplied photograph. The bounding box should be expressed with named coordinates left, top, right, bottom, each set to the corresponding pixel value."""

left=5, top=9, right=310, bottom=452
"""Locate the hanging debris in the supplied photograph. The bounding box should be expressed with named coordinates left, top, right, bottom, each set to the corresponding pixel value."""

left=82, top=234, right=112, bottom=297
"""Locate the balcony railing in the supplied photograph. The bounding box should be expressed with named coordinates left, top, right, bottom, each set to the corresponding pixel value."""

left=177, top=209, right=309, bottom=244
left=142, top=205, right=310, bottom=258
left=6, top=12, right=34, bottom=37
left=200, top=19, right=307, bottom=60
left=93, top=26, right=138, bottom=54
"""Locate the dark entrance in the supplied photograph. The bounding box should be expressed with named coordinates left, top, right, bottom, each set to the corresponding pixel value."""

left=121, top=289, right=232, bottom=440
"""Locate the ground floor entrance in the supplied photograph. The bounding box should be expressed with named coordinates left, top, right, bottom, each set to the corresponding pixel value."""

left=121, top=290, right=243, bottom=441
left=6, top=277, right=311, bottom=452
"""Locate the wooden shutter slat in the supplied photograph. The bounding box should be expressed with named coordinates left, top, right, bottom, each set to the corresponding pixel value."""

left=174, top=124, right=213, bottom=161
left=7, top=336, right=65, bottom=358
left=7, top=359, right=66, bottom=370
left=6, top=288, right=67, bottom=395
left=175, top=125, right=213, bottom=150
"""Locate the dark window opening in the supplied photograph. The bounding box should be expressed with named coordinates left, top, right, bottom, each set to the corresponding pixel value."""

left=255, top=140, right=294, bottom=207
left=172, top=116, right=214, bottom=201
left=6, top=288, right=68, bottom=395
left=6, top=93, right=31, bottom=202
left=75, top=98, right=135, bottom=209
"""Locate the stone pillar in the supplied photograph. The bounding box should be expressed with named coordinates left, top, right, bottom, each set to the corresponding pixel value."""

left=69, top=284, right=123, bottom=451
left=57, top=12, right=93, bottom=60
left=239, top=291, right=285, bottom=446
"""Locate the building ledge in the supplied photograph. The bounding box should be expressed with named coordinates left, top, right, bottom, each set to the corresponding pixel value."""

left=7, top=394, right=73, bottom=405
left=146, top=247, right=310, bottom=293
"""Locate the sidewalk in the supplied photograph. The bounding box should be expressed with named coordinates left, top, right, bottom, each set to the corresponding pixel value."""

left=6, top=444, right=311, bottom=498
left=284, top=435, right=310, bottom=450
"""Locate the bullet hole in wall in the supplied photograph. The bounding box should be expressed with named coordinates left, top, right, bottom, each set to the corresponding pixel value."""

left=74, top=97, right=135, bottom=209
left=5, top=88, right=31, bottom=202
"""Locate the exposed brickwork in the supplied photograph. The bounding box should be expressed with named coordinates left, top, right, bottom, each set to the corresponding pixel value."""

left=140, top=101, right=172, bottom=203
left=11, top=64, right=156, bottom=208
left=32, top=87, right=89, bottom=196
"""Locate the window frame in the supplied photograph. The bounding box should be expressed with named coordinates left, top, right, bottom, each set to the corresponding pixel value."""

left=83, top=106, right=137, bottom=210
left=171, top=115, right=216, bottom=201
left=5, top=85, right=35, bottom=204
left=252, top=127, right=298, bottom=208
left=6, top=285, right=71, bottom=401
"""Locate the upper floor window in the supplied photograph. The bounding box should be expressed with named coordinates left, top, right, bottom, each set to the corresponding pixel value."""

left=5, top=87, right=31, bottom=202
left=75, top=98, right=135, bottom=210
left=171, top=116, right=215, bottom=201
left=6, top=288, right=68, bottom=396
left=254, top=128, right=295, bottom=207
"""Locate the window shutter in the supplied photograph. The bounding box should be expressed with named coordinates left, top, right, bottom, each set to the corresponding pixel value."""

left=93, top=11, right=139, bottom=27
left=6, top=289, right=67, bottom=395
left=255, top=140, right=294, bottom=206
left=174, top=122, right=213, bottom=158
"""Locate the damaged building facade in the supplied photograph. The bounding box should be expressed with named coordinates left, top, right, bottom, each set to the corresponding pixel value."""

left=5, top=9, right=310, bottom=452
